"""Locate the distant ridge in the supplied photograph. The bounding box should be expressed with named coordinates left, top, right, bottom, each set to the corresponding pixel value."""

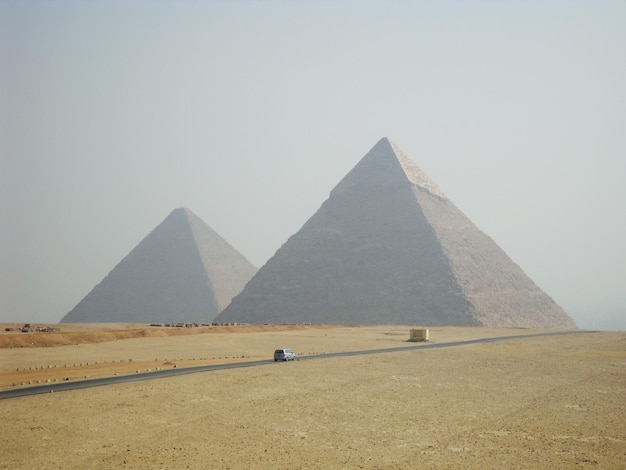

left=216, top=138, right=576, bottom=328
left=61, top=208, right=257, bottom=323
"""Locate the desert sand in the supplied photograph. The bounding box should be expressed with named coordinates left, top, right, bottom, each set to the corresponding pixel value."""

left=1, top=324, right=624, bottom=469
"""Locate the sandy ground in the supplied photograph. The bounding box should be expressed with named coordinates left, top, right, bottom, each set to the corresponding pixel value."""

left=1, top=324, right=624, bottom=469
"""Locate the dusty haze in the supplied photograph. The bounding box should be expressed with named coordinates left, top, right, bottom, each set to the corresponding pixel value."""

left=2, top=2, right=625, bottom=329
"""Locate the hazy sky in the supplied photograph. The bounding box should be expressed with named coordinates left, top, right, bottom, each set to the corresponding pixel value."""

left=2, top=1, right=625, bottom=329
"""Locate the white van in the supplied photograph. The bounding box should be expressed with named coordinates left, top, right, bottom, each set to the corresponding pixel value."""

left=274, top=348, right=296, bottom=361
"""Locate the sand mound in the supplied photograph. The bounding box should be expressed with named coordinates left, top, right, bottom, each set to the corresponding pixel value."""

left=0, top=323, right=328, bottom=348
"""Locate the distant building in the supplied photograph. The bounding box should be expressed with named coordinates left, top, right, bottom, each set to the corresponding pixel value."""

left=61, top=208, right=257, bottom=323
left=216, top=138, right=576, bottom=328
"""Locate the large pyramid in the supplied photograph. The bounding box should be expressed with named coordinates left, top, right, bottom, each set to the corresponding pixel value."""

left=216, top=138, right=576, bottom=328
left=61, top=208, right=257, bottom=323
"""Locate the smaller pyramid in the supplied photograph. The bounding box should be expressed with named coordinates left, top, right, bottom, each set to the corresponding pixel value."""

left=61, top=208, right=257, bottom=323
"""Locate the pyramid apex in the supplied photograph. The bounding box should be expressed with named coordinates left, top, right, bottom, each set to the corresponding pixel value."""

left=386, top=140, right=447, bottom=200
left=168, top=207, right=201, bottom=222
left=332, top=137, right=446, bottom=198
left=166, top=207, right=188, bottom=217
left=172, top=207, right=192, bottom=215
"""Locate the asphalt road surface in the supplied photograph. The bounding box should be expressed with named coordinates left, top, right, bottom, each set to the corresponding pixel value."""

left=0, top=330, right=593, bottom=400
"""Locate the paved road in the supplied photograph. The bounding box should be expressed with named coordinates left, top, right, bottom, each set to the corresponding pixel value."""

left=0, top=330, right=593, bottom=400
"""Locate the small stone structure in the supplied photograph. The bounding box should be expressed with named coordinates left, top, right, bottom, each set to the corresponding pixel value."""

left=409, top=328, right=429, bottom=342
